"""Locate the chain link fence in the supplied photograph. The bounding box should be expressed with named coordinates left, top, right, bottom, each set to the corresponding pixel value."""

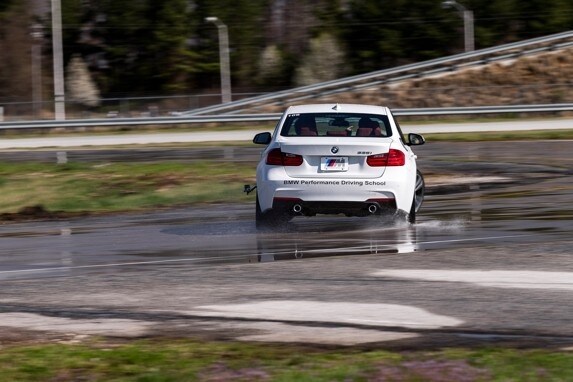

left=1, top=83, right=573, bottom=122
left=0, top=92, right=266, bottom=121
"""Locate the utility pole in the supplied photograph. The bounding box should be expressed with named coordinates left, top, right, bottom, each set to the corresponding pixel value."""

left=31, top=23, right=44, bottom=119
left=51, top=0, right=66, bottom=120
left=442, top=0, right=475, bottom=52
left=205, top=17, right=232, bottom=103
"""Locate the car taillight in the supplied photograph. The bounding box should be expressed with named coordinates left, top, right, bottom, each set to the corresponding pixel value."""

left=366, top=154, right=386, bottom=167
left=266, top=148, right=283, bottom=165
left=367, top=149, right=405, bottom=167
left=283, top=152, right=304, bottom=166
left=386, top=149, right=406, bottom=166
left=266, top=148, right=303, bottom=166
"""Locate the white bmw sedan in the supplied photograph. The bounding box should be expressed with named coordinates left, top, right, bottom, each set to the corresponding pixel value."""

left=252, top=103, right=425, bottom=229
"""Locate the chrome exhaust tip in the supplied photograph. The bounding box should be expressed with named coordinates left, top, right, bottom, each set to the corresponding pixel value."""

left=293, top=204, right=302, bottom=213
left=368, top=204, right=378, bottom=214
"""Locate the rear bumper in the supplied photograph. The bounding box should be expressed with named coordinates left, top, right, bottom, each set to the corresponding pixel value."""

left=273, top=197, right=397, bottom=217
left=256, top=162, right=416, bottom=215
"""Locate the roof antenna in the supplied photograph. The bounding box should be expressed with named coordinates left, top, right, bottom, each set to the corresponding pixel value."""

left=332, top=103, right=340, bottom=111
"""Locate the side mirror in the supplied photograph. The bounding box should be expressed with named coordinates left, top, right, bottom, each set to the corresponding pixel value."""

left=408, top=133, right=425, bottom=146
left=253, top=132, right=272, bottom=145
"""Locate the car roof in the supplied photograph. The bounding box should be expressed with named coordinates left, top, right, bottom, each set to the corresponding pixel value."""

left=285, top=103, right=389, bottom=115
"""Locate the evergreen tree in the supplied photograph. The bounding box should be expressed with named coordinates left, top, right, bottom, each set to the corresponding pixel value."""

left=0, top=1, right=33, bottom=104
left=53, top=0, right=573, bottom=96
left=75, top=0, right=152, bottom=95
left=341, top=0, right=459, bottom=74
left=467, top=0, right=518, bottom=47
left=145, top=0, right=198, bottom=93
left=0, top=0, right=14, bottom=14
left=62, top=0, right=199, bottom=96
left=513, top=0, right=573, bottom=37
left=194, top=0, right=268, bottom=89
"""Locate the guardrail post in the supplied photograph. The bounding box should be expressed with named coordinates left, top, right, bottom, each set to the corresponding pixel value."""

left=56, top=151, right=68, bottom=164
left=120, top=99, right=130, bottom=117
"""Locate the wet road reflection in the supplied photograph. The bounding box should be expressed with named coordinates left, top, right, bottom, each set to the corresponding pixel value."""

left=0, top=141, right=571, bottom=281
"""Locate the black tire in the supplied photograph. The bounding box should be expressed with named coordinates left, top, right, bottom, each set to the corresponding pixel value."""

left=255, top=195, right=269, bottom=230
left=408, top=170, right=425, bottom=224
left=408, top=198, right=416, bottom=224
left=414, top=170, right=425, bottom=212
left=256, top=195, right=289, bottom=230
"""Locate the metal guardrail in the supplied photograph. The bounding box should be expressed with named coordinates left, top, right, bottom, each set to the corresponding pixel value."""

left=182, top=30, right=573, bottom=116
left=394, top=104, right=573, bottom=116
left=1, top=104, right=572, bottom=130
left=0, top=114, right=282, bottom=130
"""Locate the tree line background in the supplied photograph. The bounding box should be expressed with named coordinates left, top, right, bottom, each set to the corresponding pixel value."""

left=0, top=0, right=572, bottom=108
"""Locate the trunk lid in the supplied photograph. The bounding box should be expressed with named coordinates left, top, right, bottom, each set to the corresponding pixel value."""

left=279, top=139, right=392, bottom=179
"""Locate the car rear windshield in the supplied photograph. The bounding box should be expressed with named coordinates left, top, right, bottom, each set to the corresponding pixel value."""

left=280, top=113, right=392, bottom=138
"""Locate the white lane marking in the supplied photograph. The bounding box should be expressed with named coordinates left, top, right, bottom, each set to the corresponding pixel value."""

left=0, top=312, right=150, bottom=337
left=0, top=253, right=253, bottom=275
left=415, top=234, right=526, bottom=246
left=231, top=322, right=418, bottom=345
left=372, top=270, right=573, bottom=291
left=0, top=234, right=531, bottom=276
left=349, top=318, right=447, bottom=327
left=188, top=300, right=463, bottom=329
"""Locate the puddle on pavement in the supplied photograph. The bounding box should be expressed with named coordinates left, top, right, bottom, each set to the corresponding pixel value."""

left=0, top=166, right=571, bottom=280
left=0, top=227, right=93, bottom=238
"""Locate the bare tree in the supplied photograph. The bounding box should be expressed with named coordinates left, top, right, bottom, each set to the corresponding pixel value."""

left=257, top=45, right=285, bottom=84
left=65, top=55, right=100, bottom=107
left=294, top=33, right=344, bottom=86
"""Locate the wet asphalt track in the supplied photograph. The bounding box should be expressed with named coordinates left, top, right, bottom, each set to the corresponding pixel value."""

left=0, top=141, right=572, bottom=347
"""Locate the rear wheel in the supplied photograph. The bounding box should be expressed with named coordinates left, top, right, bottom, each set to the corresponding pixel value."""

left=255, top=195, right=265, bottom=229
left=256, top=195, right=290, bottom=230
left=408, top=200, right=416, bottom=223
left=408, top=170, right=425, bottom=223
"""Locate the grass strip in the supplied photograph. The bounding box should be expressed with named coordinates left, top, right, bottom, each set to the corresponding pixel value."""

left=0, top=161, right=256, bottom=215
left=1, top=129, right=571, bottom=216
left=0, top=339, right=571, bottom=381
left=424, top=129, right=573, bottom=142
